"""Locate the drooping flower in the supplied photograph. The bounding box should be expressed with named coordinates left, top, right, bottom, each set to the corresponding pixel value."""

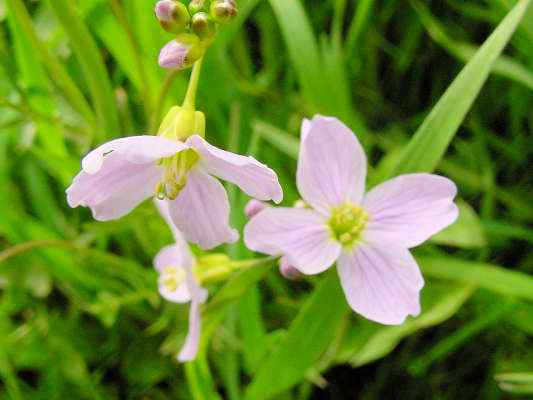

left=66, top=112, right=283, bottom=250
left=154, top=200, right=207, bottom=362
left=244, top=116, right=458, bottom=325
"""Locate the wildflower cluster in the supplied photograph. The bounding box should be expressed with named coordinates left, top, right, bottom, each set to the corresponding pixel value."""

left=66, top=1, right=458, bottom=362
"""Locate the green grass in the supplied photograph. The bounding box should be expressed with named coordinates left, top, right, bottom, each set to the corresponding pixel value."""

left=0, top=0, right=532, bottom=398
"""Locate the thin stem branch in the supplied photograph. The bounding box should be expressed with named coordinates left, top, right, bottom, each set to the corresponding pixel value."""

left=182, top=58, right=204, bottom=110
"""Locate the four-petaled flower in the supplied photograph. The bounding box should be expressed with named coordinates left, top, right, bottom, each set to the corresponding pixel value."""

left=244, top=116, right=459, bottom=325
left=154, top=200, right=207, bottom=362
left=67, top=133, right=282, bottom=249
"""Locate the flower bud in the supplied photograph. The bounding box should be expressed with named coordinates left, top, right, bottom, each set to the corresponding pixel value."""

left=279, top=257, right=303, bottom=281
left=244, top=199, right=268, bottom=219
left=210, top=0, right=237, bottom=23
left=189, top=0, right=207, bottom=14
left=158, top=34, right=204, bottom=70
left=191, top=12, right=216, bottom=40
left=154, top=0, right=191, bottom=34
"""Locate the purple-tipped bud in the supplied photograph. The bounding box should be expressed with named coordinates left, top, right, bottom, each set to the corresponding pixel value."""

left=244, top=199, right=268, bottom=219
left=158, top=34, right=203, bottom=70
left=210, top=0, right=238, bottom=23
left=191, top=12, right=216, bottom=40
left=154, top=0, right=190, bottom=34
left=279, top=257, right=303, bottom=281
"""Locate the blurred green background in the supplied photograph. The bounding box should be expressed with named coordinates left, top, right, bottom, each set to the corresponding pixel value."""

left=0, top=0, right=533, bottom=398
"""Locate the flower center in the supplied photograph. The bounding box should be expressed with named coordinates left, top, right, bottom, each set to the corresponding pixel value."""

left=328, top=202, right=369, bottom=248
left=159, top=266, right=186, bottom=292
left=156, top=149, right=199, bottom=200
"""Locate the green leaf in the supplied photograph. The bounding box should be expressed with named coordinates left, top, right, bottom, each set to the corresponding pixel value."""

left=185, top=357, right=223, bottom=400
left=5, top=0, right=97, bottom=130
left=244, top=272, right=348, bottom=400
left=390, top=0, right=532, bottom=176
left=336, top=282, right=474, bottom=367
left=48, top=0, right=120, bottom=138
left=411, top=0, right=533, bottom=91
left=495, top=372, right=533, bottom=394
left=419, top=256, right=533, bottom=301
left=267, top=0, right=325, bottom=112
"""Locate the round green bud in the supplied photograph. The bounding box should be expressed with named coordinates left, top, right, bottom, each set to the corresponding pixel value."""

left=210, top=0, right=237, bottom=23
left=191, top=12, right=216, bottom=40
left=154, top=0, right=191, bottom=34
left=189, top=0, right=207, bottom=14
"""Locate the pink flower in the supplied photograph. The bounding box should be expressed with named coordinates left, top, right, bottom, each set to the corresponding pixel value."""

left=244, top=116, right=459, bottom=325
left=154, top=200, right=208, bottom=362
left=66, top=134, right=282, bottom=249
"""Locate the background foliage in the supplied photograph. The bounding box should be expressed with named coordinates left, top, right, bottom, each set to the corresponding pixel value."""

left=0, top=0, right=532, bottom=398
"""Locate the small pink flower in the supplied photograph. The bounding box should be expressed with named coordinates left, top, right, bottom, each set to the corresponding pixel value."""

left=66, top=134, right=282, bottom=249
left=154, top=200, right=207, bottom=362
left=244, top=116, right=459, bottom=325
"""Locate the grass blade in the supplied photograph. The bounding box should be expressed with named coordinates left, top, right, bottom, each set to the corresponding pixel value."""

left=48, top=0, right=120, bottom=138
left=390, top=0, right=532, bottom=176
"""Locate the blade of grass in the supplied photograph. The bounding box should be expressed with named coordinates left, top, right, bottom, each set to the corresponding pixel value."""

left=48, top=0, right=120, bottom=138
left=419, top=255, right=533, bottom=301
left=411, top=0, right=533, bottom=91
left=5, top=0, right=97, bottom=131
left=390, top=0, right=532, bottom=177
left=244, top=272, right=348, bottom=400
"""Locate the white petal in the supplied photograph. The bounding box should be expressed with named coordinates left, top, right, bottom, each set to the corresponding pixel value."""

left=82, top=135, right=186, bottom=174
left=154, top=199, right=196, bottom=256
left=154, top=244, right=193, bottom=274
left=244, top=207, right=341, bottom=275
left=337, top=243, right=424, bottom=325
left=66, top=154, right=162, bottom=221
left=363, top=173, right=459, bottom=248
left=187, top=135, right=283, bottom=203
left=178, top=262, right=208, bottom=362
left=297, top=116, right=367, bottom=214
left=168, top=170, right=239, bottom=250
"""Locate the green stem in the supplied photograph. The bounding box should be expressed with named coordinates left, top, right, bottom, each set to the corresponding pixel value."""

left=182, top=57, right=204, bottom=110
left=197, top=256, right=277, bottom=285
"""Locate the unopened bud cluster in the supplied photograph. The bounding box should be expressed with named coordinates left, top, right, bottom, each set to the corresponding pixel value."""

left=155, top=0, right=238, bottom=70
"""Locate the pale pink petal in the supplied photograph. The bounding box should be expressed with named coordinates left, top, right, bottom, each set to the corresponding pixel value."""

left=154, top=244, right=193, bottom=274
left=187, top=135, right=283, bottom=203
left=300, top=118, right=311, bottom=142
left=66, top=155, right=162, bottom=220
left=157, top=276, right=191, bottom=304
left=168, top=170, right=239, bottom=249
left=244, top=207, right=341, bottom=275
left=81, top=135, right=186, bottom=174
left=279, top=256, right=303, bottom=280
left=297, top=116, right=367, bottom=214
left=178, top=261, right=208, bottom=362
left=178, top=299, right=202, bottom=361
left=154, top=199, right=196, bottom=259
left=244, top=199, right=269, bottom=219
left=362, top=173, right=459, bottom=248
left=337, top=242, right=424, bottom=325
